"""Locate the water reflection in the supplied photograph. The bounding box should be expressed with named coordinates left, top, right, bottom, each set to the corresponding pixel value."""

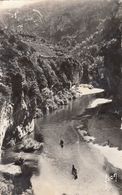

left=32, top=95, right=121, bottom=195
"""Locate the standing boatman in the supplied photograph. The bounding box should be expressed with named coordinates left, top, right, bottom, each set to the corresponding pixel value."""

left=60, top=139, right=64, bottom=148
left=72, top=164, right=78, bottom=180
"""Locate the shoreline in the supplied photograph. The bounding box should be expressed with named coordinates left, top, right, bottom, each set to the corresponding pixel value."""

left=76, top=107, right=122, bottom=195
left=0, top=85, right=116, bottom=195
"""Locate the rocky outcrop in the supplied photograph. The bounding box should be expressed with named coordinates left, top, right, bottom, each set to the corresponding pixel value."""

left=0, top=1, right=122, bottom=194
left=0, top=102, right=13, bottom=159
left=99, top=16, right=122, bottom=97
left=15, top=137, right=43, bottom=153
left=0, top=27, right=81, bottom=152
left=0, top=175, right=14, bottom=195
left=0, top=0, right=121, bottom=162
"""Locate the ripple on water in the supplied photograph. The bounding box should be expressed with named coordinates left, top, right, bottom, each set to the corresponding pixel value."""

left=32, top=97, right=121, bottom=195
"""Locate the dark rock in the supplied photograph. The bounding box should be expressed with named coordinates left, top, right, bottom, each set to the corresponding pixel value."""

left=35, top=108, right=43, bottom=118
left=15, top=138, right=43, bottom=153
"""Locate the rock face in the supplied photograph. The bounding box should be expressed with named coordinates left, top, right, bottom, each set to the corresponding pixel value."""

left=0, top=27, right=82, bottom=150
left=0, top=0, right=122, bottom=194
left=0, top=26, right=82, bottom=195
left=0, top=0, right=121, bottom=157
left=99, top=16, right=122, bottom=96
left=0, top=102, right=12, bottom=159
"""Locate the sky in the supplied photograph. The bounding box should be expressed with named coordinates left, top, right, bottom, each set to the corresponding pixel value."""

left=0, top=0, right=46, bottom=10
left=0, top=0, right=122, bottom=10
left=0, top=0, right=111, bottom=10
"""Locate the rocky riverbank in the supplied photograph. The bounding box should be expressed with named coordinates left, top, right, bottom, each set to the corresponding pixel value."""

left=0, top=83, right=97, bottom=195
left=76, top=101, right=122, bottom=195
left=0, top=82, right=105, bottom=195
left=0, top=0, right=122, bottom=194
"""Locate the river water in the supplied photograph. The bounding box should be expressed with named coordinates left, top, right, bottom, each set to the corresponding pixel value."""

left=31, top=95, right=122, bottom=195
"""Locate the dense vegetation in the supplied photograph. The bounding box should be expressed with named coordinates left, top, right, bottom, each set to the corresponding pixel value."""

left=0, top=0, right=121, bottom=148
left=0, top=0, right=121, bottom=145
left=0, top=0, right=122, bottom=194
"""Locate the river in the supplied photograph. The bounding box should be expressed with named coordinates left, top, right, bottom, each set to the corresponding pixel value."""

left=31, top=95, right=122, bottom=195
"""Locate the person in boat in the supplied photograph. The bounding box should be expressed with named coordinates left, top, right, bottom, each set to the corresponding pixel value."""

left=60, top=139, right=64, bottom=148
left=72, top=164, right=78, bottom=180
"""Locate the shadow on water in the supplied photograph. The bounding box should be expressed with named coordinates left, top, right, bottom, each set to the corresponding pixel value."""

left=33, top=95, right=122, bottom=195
left=80, top=103, right=122, bottom=195
left=1, top=95, right=122, bottom=195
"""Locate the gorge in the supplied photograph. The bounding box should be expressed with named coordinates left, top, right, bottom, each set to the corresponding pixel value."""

left=0, top=0, right=122, bottom=194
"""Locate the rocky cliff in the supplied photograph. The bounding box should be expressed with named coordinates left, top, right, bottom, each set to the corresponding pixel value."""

left=0, top=26, right=82, bottom=150
left=0, top=0, right=121, bottom=157
left=0, top=0, right=122, bottom=194
left=0, top=26, right=82, bottom=194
